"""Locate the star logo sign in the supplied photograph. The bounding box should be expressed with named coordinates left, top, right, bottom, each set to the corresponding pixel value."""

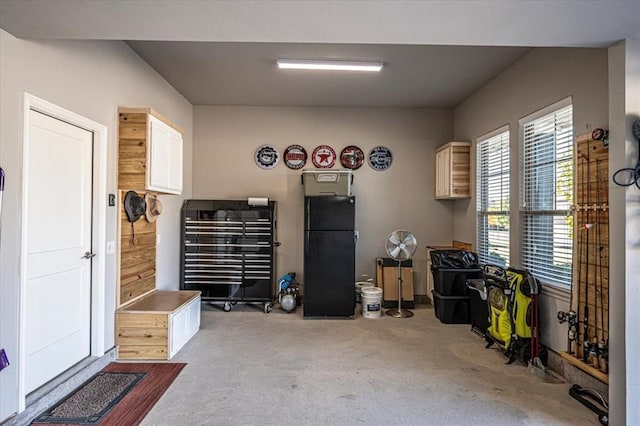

left=312, top=145, right=336, bottom=168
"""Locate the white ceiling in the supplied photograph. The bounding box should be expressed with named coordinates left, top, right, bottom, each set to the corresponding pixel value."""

left=2, top=0, right=639, bottom=107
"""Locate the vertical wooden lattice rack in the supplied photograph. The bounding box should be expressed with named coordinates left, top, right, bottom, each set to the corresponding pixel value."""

left=562, top=133, right=609, bottom=383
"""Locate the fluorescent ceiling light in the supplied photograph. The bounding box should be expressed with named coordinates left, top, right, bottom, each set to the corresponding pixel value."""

left=277, top=59, right=383, bottom=72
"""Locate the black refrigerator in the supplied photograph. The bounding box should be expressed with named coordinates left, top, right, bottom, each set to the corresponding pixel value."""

left=303, top=196, right=356, bottom=318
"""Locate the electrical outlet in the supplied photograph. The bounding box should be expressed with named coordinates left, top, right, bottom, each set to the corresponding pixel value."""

left=0, top=349, right=9, bottom=371
left=106, top=241, right=115, bottom=255
left=108, top=193, right=116, bottom=207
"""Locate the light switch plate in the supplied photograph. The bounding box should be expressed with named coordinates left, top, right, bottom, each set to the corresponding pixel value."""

left=106, top=241, right=115, bottom=254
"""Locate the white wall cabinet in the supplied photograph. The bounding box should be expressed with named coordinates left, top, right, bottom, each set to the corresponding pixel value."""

left=148, top=114, right=183, bottom=194
left=434, top=141, right=471, bottom=199
left=118, top=107, right=183, bottom=195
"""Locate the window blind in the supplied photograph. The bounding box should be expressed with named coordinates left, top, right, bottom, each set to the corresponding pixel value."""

left=477, top=130, right=510, bottom=266
left=520, top=103, right=574, bottom=288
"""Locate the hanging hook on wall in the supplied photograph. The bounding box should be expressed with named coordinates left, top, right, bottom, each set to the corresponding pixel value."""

left=612, top=119, right=640, bottom=189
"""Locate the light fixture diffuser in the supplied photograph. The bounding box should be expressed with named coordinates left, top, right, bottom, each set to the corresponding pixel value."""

left=277, top=59, right=383, bottom=72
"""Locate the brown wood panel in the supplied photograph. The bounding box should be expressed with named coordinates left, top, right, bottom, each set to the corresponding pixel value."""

left=121, top=268, right=155, bottom=287
left=116, top=312, right=168, bottom=329
left=118, top=174, right=146, bottom=190
left=117, top=327, right=168, bottom=346
left=118, top=111, right=148, bottom=191
left=382, top=266, right=414, bottom=302
left=120, top=218, right=156, bottom=237
left=120, top=246, right=156, bottom=269
left=121, top=233, right=156, bottom=254
left=570, top=135, right=609, bottom=379
left=120, top=291, right=201, bottom=313
left=117, top=345, right=168, bottom=360
left=120, top=274, right=156, bottom=305
left=560, top=351, right=608, bottom=384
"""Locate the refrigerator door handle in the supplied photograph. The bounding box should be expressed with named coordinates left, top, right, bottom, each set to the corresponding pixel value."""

left=354, top=230, right=359, bottom=245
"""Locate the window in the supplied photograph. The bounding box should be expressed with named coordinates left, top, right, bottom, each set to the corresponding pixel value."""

left=520, top=99, right=573, bottom=288
left=477, top=128, right=510, bottom=266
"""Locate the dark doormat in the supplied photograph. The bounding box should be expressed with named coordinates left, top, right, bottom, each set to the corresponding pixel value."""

left=32, top=362, right=186, bottom=426
left=33, top=372, right=145, bottom=424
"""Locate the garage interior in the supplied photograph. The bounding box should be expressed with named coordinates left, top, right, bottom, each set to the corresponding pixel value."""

left=0, top=1, right=639, bottom=425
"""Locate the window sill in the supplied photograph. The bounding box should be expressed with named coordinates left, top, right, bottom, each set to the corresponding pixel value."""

left=540, top=283, right=571, bottom=303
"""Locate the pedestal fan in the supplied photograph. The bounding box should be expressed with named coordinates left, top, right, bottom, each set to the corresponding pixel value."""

left=385, top=229, right=417, bottom=318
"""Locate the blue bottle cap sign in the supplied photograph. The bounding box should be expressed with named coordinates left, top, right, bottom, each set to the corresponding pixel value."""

left=368, top=146, right=393, bottom=171
left=255, top=144, right=280, bottom=169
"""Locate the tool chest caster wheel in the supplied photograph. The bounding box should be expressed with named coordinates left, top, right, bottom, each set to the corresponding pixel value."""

left=264, top=303, right=272, bottom=313
left=224, top=302, right=232, bottom=312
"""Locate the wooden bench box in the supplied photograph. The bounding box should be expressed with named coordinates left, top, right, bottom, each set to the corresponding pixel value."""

left=116, top=290, right=201, bottom=360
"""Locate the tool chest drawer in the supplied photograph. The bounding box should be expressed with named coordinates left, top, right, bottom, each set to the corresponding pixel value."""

left=180, top=200, right=277, bottom=311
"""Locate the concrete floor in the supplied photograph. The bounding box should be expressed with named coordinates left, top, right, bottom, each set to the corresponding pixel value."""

left=141, top=303, right=600, bottom=426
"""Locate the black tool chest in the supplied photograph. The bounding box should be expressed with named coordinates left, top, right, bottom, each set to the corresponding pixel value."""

left=180, top=199, right=277, bottom=313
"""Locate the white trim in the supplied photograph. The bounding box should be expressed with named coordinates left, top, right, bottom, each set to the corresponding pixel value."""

left=476, top=124, right=510, bottom=144
left=18, top=93, right=108, bottom=411
left=518, top=96, right=573, bottom=125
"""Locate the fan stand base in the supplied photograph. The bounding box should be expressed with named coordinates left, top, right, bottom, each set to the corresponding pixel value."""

left=386, top=308, right=414, bottom=318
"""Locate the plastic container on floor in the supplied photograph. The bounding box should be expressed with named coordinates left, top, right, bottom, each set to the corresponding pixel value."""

left=466, top=278, right=489, bottom=335
left=431, top=267, right=482, bottom=296
left=355, top=281, right=375, bottom=303
left=431, top=290, right=471, bottom=324
left=361, top=287, right=383, bottom=318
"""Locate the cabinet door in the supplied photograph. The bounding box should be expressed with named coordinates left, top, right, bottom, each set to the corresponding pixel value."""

left=168, top=129, right=183, bottom=193
left=149, top=116, right=171, bottom=190
left=435, top=149, right=450, bottom=198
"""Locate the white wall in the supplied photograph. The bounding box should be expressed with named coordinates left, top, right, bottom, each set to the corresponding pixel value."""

left=0, top=30, right=192, bottom=421
left=193, top=106, right=454, bottom=295
left=608, top=38, right=640, bottom=426
left=452, top=47, right=609, bottom=353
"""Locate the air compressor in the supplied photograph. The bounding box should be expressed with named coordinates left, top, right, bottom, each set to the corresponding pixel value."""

left=277, top=272, right=299, bottom=313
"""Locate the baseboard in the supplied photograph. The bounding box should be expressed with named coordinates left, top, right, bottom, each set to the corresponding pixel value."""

left=546, top=350, right=608, bottom=399
left=2, top=348, right=116, bottom=426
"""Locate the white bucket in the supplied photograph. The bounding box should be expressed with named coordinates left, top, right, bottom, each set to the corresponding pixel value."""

left=355, top=281, right=375, bottom=303
left=361, top=287, right=383, bottom=318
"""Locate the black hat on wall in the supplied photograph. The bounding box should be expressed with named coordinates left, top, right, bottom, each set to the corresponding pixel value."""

left=124, top=190, right=146, bottom=223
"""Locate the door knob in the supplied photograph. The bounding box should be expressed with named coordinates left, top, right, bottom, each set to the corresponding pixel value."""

left=82, top=251, right=96, bottom=259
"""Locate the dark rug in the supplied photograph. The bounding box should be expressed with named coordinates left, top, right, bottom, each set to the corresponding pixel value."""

left=33, top=372, right=145, bottom=424
left=32, top=362, right=186, bottom=425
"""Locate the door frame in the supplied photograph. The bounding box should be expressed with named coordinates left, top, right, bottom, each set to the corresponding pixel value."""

left=18, top=93, right=108, bottom=411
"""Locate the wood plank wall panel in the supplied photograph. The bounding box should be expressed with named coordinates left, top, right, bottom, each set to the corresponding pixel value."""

left=118, top=190, right=156, bottom=307
left=118, top=112, right=148, bottom=190
left=569, top=134, right=609, bottom=375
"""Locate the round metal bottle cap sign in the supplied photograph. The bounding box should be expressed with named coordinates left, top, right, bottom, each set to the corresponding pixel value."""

left=340, top=145, right=365, bottom=170
left=368, top=146, right=393, bottom=171
left=284, top=144, right=307, bottom=170
left=255, top=144, right=280, bottom=169
left=312, top=145, right=337, bottom=168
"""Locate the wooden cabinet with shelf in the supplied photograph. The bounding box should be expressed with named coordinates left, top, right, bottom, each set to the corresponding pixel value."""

left=435, top=141, right=471, bottom=199
left=118, top=107, right=183, bottom=195
left=376, top=258, right=414, bottom=309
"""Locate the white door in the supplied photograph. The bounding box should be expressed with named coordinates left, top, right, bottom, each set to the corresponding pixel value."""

left=24, top=110, right=93, bottom=393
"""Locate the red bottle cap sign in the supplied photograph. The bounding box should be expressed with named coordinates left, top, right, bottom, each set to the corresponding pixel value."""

left=312, top=145, right=337, bottom=168
left=340, top=145, right=365, bottom=170
left=284, top=144, right=307, bottom=170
